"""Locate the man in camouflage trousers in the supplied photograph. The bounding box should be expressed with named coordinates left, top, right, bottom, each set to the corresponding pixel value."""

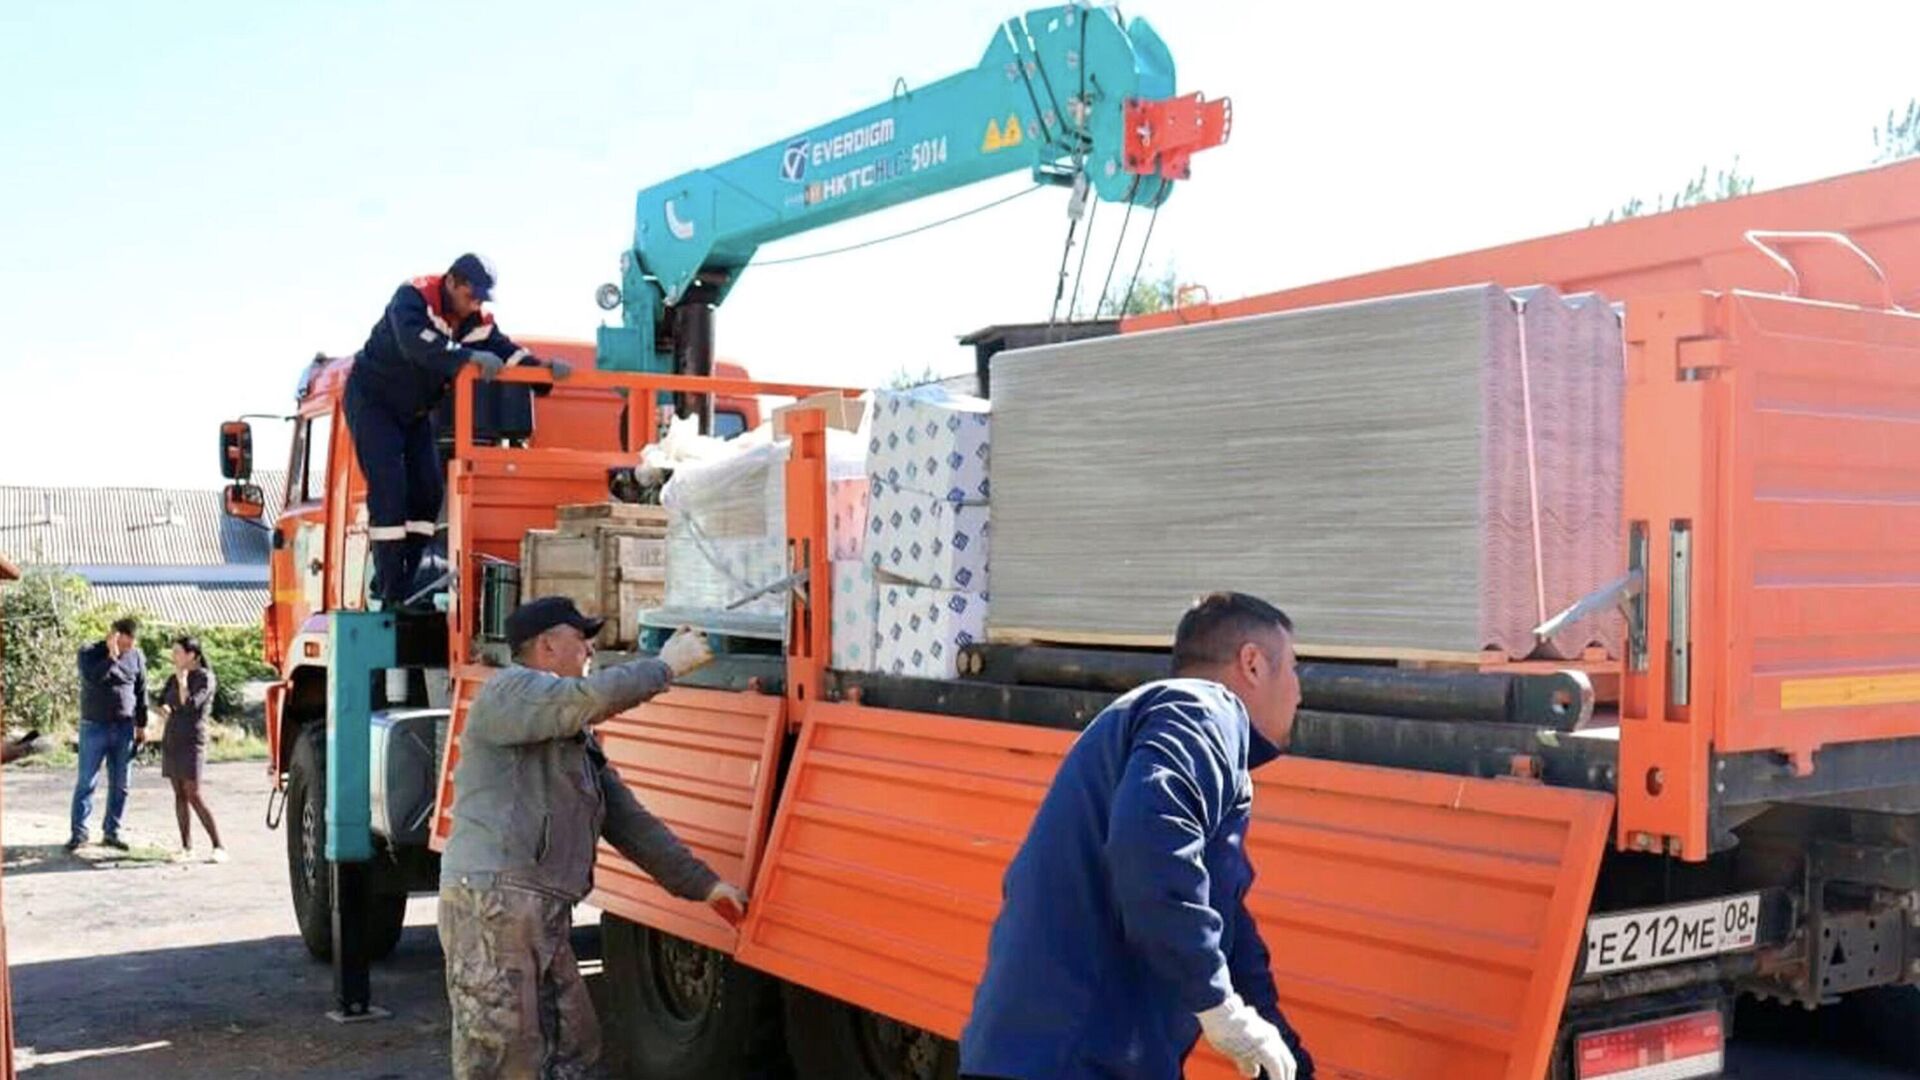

left=439, top=597, right=748, bottom=1079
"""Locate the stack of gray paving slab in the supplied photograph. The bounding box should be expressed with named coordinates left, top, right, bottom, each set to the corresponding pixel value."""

left=987, top=284, right=1624, bottom=660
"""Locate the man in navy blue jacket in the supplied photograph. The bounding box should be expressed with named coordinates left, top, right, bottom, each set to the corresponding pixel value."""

left=345, top=254, right=566, bottom=610
left=69, top=617, right=147, bottom=852
left=961, top=592, right=1314, bottom=1080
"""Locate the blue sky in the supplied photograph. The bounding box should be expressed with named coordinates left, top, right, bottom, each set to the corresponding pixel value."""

left=2, top=1, right=1915, bottom=488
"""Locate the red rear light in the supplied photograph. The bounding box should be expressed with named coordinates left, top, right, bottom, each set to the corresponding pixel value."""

left=1576, top=1009, right=1724, bottom=1080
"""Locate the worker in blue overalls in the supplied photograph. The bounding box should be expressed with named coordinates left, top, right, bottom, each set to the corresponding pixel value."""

left=344, top=254, right=567, bottom=611
left=961, top=591, right=1315, bottom=1080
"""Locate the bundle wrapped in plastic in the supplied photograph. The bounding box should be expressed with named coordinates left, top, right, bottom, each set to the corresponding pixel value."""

left=650, top=427, right=870, bottom=638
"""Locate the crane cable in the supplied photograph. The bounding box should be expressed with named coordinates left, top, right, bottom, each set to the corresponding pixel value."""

left=1116, top=177, right=1170, bottom=317
left=1046, top=180, right=1090, bottom=329
left=1066, top=194, right=1101, bottom=322
left=754, top=183, right=1047, bottom=267
left=1061, top=6, right=1100, bottom=325
left=1094, top=175, right=1145, bottom=316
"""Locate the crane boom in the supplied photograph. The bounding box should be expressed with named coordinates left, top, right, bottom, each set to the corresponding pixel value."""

left=596, top=4, right=1228, bottom=374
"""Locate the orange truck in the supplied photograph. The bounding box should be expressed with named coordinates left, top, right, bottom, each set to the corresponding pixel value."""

left=220, top=159, right=1920, bottom=1080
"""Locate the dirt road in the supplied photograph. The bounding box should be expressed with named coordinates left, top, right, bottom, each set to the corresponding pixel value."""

left=4, top=760, right=1914, bottom=1079
left=3, top=761, right=503, bottom=1078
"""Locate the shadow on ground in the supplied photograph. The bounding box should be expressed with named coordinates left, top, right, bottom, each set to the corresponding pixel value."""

left=1727, top=992, right=1920, bottom=1079
left=11, top=922, right=603, bottom=1079
left=4, top=843, right=175, bottom=878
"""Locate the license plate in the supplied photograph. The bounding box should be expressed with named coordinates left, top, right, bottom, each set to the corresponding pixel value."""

left=1584, top=893, right=1760, bottom=976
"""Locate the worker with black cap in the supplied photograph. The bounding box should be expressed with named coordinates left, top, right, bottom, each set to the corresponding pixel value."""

left=439, top=596, right=745, bottom=1079
left=344, top=254, right=572, bottom=611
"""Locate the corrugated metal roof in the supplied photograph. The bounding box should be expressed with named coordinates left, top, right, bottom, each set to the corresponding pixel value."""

left=88, top=584, right=267, bottom=628
left=0, top=475, right=284, bottom=568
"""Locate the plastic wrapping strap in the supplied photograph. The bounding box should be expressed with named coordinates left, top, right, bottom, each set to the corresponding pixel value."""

left=1514, top=301, right=1548, bottom=627
left=679, top=511, right=776, bottom=603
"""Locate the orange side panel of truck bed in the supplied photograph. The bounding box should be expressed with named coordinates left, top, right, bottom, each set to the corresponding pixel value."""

left=588, top=688, right=786, bottom=954
left=432, top=674, right=787, bottom=953
left=1618, top=289, right=1920, bottom=853
left=1128, top=159, right=1920, bottom=331
left=734, top=702, right=1615, bottom=1080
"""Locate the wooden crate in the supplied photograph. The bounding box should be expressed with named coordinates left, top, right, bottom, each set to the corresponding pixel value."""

left=556, top=502, right=670, bottom=531
left=522, top=523, right=669, bottom=648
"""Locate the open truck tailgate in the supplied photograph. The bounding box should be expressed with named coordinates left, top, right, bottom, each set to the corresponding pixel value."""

left=735, top=701, right=1614, bottom=1079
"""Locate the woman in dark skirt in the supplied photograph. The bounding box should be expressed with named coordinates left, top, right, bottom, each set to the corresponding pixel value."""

left=157, top=636, right=226, bottom=862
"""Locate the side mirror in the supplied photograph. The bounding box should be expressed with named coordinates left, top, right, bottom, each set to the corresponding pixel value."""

left=220, top=420, right=254, bottom=481
left=223, top=483, right=267, bottom=521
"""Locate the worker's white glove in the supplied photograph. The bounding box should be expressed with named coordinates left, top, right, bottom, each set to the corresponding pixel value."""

left=470, top=352, right=505, bottom=380
left=545, top=358, right=573, bottom=381
left=659, top=627, right=713, bottom=677
left=706, top=881, right=748, bottom=926
left=1199, top=993, right=1298, bottom=1080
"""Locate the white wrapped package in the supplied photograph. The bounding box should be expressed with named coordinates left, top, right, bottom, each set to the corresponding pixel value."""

left=663, top=519, right=789, bottom=616
left=875, top=579, right=990, bottom=680
left=830, top=478, right=870, bottom=562
left=658, top=429, right=869, bottom=623
left=830, top=560, right=880, bottom=672
left=866, top=479, right=990, bottom=592
left=867, top=387, right=991, bottom=504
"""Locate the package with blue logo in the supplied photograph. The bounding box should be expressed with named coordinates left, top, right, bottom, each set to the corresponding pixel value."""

left=867, top=478, right=991, bottom=592
left=830, top=560, right=880, bottom=672
left=875, top=578, right=990, bottom=680
left=866, top=388, right=991, bottom=505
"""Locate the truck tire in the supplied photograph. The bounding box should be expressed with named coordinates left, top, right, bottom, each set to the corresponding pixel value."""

left=600, top=914, right=788, bottom=1079
left=286, top=725, right=410, bottom=963
left=782, top=984, right=958, bottom=1080
left=288, top=725, right=335, bottom=960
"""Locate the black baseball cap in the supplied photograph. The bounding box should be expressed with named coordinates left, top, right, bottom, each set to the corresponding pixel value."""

left=448, top=252, right=497, bottom=302
left=505, top=596, right=603, bottom=651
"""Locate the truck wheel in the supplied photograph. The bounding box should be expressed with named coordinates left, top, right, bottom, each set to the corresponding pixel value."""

left=601, top=914, right=788, bottom=1079
left=782, top=984, right=958, bottom=1080
left=287, top=725, right=411, bottom=963
left=287, top=725, right=334, bottom=961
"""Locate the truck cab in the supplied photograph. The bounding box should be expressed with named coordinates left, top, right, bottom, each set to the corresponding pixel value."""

left=218, top=341, right=766, bottom=961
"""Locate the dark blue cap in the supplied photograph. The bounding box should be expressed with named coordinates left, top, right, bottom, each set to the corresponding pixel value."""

left=448, top=252, right=496, bottom=302
left=505, top=596, right=603, bottom=651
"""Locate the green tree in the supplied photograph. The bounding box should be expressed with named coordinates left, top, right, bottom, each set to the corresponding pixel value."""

left=883, top=363, right=947, bottom=390
left=74, top=603, right=272, bottom=723
left=1874, top=98, right=1920, bottom=163
left=1, top=566, right=92, bottom=737
left=2, top=567, right=272, bottom=738
left=1595, top=157, right=1757, bottom=225
left=1102, top=265, right=1182, bottom=317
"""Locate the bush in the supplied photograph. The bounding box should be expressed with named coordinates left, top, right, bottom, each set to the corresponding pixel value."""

left=0, top=567, right=92, bottom=737
left=2, top=568, right=273, bottom=738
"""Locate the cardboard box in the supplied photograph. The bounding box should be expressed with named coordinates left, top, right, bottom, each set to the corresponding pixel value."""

left=867, top=389, right=990, bottom=504
left=875, top=580, right=989, bottom=680
left=866, top=479, right=990, bottom=592
left=830, top=560, right=880, bottom=672
left=774, top=391, right=867, bottom=438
